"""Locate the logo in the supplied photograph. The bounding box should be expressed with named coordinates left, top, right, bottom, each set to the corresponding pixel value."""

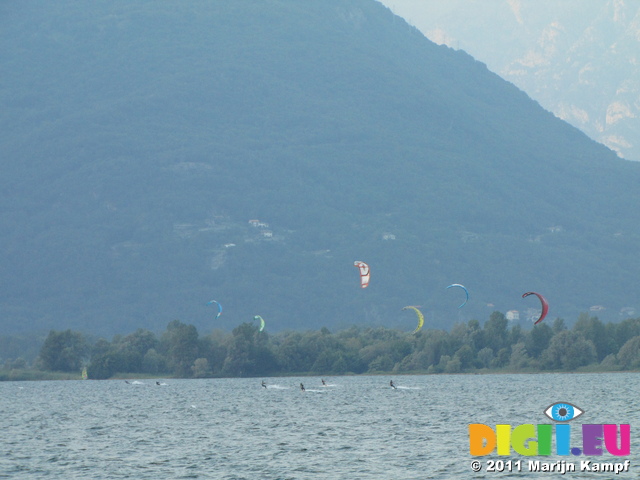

left=469, top=402, right=630, bottom=457
left=543, top=402, right=583, bottom=423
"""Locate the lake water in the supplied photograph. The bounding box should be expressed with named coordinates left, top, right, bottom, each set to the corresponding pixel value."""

left=1, top=373, right=638, bottom=479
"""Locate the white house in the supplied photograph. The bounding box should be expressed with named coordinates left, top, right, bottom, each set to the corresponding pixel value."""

left=506, top=310, right=520, bottom=321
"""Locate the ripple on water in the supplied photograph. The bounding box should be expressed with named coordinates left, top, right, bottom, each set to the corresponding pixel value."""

left=0, top=374, right=638, bottom=479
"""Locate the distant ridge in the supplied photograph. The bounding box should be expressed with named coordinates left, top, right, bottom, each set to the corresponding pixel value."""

left=380, top=0, right=640, bottom=161
left=1, top=0, right=639, bottom=336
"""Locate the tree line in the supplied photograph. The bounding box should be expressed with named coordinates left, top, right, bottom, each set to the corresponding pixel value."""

left=10, top=312, right=640, bottom=379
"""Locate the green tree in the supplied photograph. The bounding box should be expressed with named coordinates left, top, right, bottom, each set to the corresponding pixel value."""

left=367, top=353, right=395, bottom=373
left=508, top=324, right=525, bottom=346
left=617, top=336, right=640, bottom=370
left=444, top=355, right=462, bottom=373
left=87, top=351, right=120, bottom=379
left=160, top=320, right=200, bottom=377
left=221, top=323, right=277, bottom=376
left=396, top=350, right=429, bottom=371
left=37, top=330, right=89, bottom=372
left=142, top=348, right=166, bottom=374
left=197, top=330, right=229, bottom=375
left=492, top=347, right=511, bottom=368
left=420, top=330, right=451, bottom=367
left=435, top=354, right=451, bottom=373
left=612, top=318, right=640, bottom=354
left=572, top=314, right=610, bottom=361
left=454, top=344, right=474, bottom=370
left=91, top=338, right=112, bottom=357
left=525, top=323, right=553, bottom=359
left=564, top=336, right=597, bottom=370
left=115, top=329, right=159, bottom=371
left=509, top=342, right=530, bottom=369
left=483, top=312, right=508, bottom=353
left=600, top=353, right=618, bottom=370
left=466, top=319, right=485, bottom=352
left=274, top=331, right=308, bottom=373
left=476, top=347, right=494, bottom=369
left=541, top=331, right=597, bottom=370
left=552, top=318, right=567, bottom=335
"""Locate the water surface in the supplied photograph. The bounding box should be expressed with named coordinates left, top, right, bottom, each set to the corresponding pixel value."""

left=1, top=373, right=638, bottom=479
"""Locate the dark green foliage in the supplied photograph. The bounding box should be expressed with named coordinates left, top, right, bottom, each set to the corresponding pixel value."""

left=572, top=314, right=610, bottom=361
left=483, top=312, right=509, bottom=353
left=525, top=323, right=553, bottom=359
left=87, top=351, right=125, bottom=380
left=37, top=330, right=89, bottom=372
left=220, top=322, right=277, bottom=376
left=160, top=320, right=200, bottom=377
left=617, top=336, right=640, bottom=369
left=20, top=313, right=640, bottom=380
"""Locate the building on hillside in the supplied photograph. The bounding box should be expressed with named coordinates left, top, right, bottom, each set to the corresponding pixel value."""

left=506, top=310, right=520, bottom=321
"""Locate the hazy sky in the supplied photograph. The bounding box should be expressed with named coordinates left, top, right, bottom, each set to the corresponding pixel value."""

left=378, top=0, right=455, bottom=20
left=375, top=0, right=598, bottom=55
left=375, top=0, right=640, bottom=161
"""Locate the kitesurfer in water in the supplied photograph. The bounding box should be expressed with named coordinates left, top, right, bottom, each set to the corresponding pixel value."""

left=300, top=383, right=305, bottom=391
left=261, top=381, right=267, bottom=388
left=156, top=381, right=161, bottom=385
left=390, top=380, right=397, bottom=389
left=321, top=379, right=326, bottom=386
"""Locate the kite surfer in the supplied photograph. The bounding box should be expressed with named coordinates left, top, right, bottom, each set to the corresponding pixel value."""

left=321, top=379, right=327, bottom=386
left=390, top=380, right=397, bottom=389
left=261, top=381, right=267, bottom=388
left=300, top=383, right=305, bottom=392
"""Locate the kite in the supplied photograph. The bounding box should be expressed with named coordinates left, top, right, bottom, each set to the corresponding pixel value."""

left=446, top=284, right=469, bottom=308
left=206, top=300, right=222, bottom=320
left=254, top=315, right=265, bottom=332
left=353, top=261, right=370, bottom=288
left=522, top=291, right=549, bottom=325
left=402, top=306, right=424, bottom=334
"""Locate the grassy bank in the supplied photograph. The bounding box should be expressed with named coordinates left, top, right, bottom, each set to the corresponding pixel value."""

left=0, top=369, right=81, bottom=381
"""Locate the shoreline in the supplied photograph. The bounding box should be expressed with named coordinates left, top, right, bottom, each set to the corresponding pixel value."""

left=1, top=367, right=634, bottom=382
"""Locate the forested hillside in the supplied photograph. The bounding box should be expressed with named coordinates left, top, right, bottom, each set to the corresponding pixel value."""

left=1, top=0, right=640, bottom=338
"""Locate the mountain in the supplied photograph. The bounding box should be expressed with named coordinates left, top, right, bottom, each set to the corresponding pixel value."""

left=380, top=0, right=640, bottom=161
left=1, top=0, right=640, bottom=337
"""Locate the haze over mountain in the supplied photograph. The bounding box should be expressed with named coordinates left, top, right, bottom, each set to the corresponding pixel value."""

left=2, top=0, right=640, bottom=337
left=380, top=0, right=640, bottom=161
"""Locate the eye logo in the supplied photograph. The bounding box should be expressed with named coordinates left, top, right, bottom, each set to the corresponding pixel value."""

left=544, top=402, right=584, bottom=422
